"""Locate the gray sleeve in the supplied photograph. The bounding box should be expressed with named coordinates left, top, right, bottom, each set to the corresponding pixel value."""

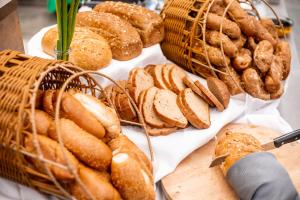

left=226, top=152, right=299, bottom=200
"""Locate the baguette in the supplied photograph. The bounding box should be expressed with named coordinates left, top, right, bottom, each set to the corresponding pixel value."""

left=25, top=134, right=79, bottom=181
left=73, top=93, right=121, bottom=141
left=94, top=1, right=164, bottom=47
left=42, top=27, right=112, bottom=70
left=76, top=11, right=143, bottom=61
left=48, top=118, right=112, bottom=170
left=69, top=165, right=121, bottom=200
left=153, top=89, right=188, bottom=128
left=30, top=109, right=53, bottom=136
left=178, top=89, right=210, bottom=129
left=111, top=152, right=155, bottom=200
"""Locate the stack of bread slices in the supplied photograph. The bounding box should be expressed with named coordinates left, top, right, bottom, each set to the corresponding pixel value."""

left=104, top=64, right=231, bottom=136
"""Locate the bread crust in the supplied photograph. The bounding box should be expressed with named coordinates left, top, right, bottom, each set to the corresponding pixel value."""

left=153, top=89, right=187, bottom=128
left=194, top=80, right=224, bottom=111
left=76, top=11, right=143, bottom=61
left=94, top=1, right=164, bottom=47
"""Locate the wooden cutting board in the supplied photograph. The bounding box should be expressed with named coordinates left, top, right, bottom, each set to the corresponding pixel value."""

left=161, top=123, right=300, bottom=200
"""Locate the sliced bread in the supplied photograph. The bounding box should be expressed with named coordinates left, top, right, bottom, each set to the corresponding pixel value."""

left=143, top=87, right=172, bottom=128
left=179, top=89, right=210, bottom=129
left=169, top=66, right=187, bottom=94
left=183, top=76, right=215, bottom=107
left=162, top=64, right=174, bottom=90
left=207, top=77, right=230, bottom=108
left=194, top=80, right=224, bottom=112
left=153, top=89, right=188, bottom=128
left=148, top=65, right=168, bottom=89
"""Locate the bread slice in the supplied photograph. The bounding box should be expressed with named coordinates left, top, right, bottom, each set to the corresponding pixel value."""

left=180, top=89, right=210, bottom=129
left=144, top=64, right=155, bottom=73
left=162, top=64, right=174, bottom=90
left=146, top=125, right=177, bottom=136
left=143, top=87, right=172, bottom=128
left=183, top=76, right=215, bottom=107
left=129, top=68, right=154, bottom=103
left=169, top=66, right=187, bottom=94
left=153, top=89, right=188, bottom=128
left=194, top=80, right=225, bottom=112
left=117, top=93, right=137, bottom=122
left=148, top=65, right=168, bottom=89
left=207, top=77, right=230, bottom=108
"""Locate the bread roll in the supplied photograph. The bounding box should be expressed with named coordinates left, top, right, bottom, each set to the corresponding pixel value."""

left=29, top=109, right=53, bottom=136
left=215, top=132, right=262, bottom=175
left=61, top=92, right=106, bottom=139
left=254, top=40, right=274, bottom=73
left=111, top=152, right=155, bottom=200
left=72, top=93, right=121, bottom=141
left=69, top=165, right=121, bottom=200
left=25, top=134, right=79, bottom=181
left=76, top=11, right=143, bottom=61
left=42, top=26, right=112, bottom=70
left=43, top=90, right=56, bottom=116
left=94, top=1, right=164, bottom=47
left=48, top=118, right=112, bottom=170
left=109, top=135, right=153, bottom=174
left=275, top=41, right=291, bottom=80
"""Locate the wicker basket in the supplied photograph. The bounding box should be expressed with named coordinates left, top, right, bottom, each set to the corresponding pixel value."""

left=160, top=0, right=285, bottom=93
left=0, top=50, right=153, bottom=199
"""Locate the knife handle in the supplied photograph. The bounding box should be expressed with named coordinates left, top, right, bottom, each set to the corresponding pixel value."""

left=274, top=129, right=300, bottom=148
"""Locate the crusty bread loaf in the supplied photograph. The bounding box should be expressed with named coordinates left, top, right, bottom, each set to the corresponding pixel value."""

left=111, top=152, right=155, bottom=200
left=42, top=26, right=112, bottom=70
left=207, top=77, right=230, bottom=108
left=69, top=164, right=121, bottom=200
left=178, top=89, right=210, bottom=129
left=194, top=80, right=224, bottom=112
left=215, top=132, right=262, bottom=175
left=169, top=66, right=187, bottom=94
left=25, top=134, right=79, bottom=181
left=76, top=11, right=143, bottom=61
left=48, top=118, right=112, bottom=170
left=143, top=87, right=172, bottom=128
left=153, top=89, right=187, bottom=128
left=94, top=1, right=164, bottom=47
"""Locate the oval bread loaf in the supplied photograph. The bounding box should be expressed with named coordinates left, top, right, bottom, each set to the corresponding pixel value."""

left=94, top=1, right=164, bottom=47
left=153, top=89, right=187, bottom=128
left=76, top=11, right=143, bottom=61
left=111, top=152, right=155, bottom=200
left=25, top=134, right=79, bottom=181
left=69, top=165, right=121, bottom=200
left=42, top=26, right=112, bottom=70
left=48, top=118, right=112, bottom=170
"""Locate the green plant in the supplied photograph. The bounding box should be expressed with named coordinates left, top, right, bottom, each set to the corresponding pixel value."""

left=56, top=0, right=81, bottom=60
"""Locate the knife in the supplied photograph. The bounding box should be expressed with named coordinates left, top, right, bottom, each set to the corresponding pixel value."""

left=209, top=129, right=300, bottom=168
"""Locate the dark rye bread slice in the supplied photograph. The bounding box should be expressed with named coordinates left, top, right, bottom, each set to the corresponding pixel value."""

left=127, top=68, right=154, bottom=103
left=169, top=66, right=187, bottom=94
left=183, top=76, right=215, bottom=107
left=143, top=87, right=172, bottom=128
left=207, top=77, right=230, bottom=108
left=179, top=89, right=210, bottom=129
left=153, top=89, right=188, bottom=128
left=138, top=89, right=177, bottom=136
left=194, top=80, right=225, bottom=112
left=148, top=65, right=168, bottom=89
left=162, top=64, right=173, bottom=90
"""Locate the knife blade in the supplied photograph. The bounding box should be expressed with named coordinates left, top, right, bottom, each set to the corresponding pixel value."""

left=209, top=129, right=300, bottom=168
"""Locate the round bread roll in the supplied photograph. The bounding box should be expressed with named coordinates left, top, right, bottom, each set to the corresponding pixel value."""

left=215, top=132, right=262, bottom=175
left=42, top=26, right=112, bottom=70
